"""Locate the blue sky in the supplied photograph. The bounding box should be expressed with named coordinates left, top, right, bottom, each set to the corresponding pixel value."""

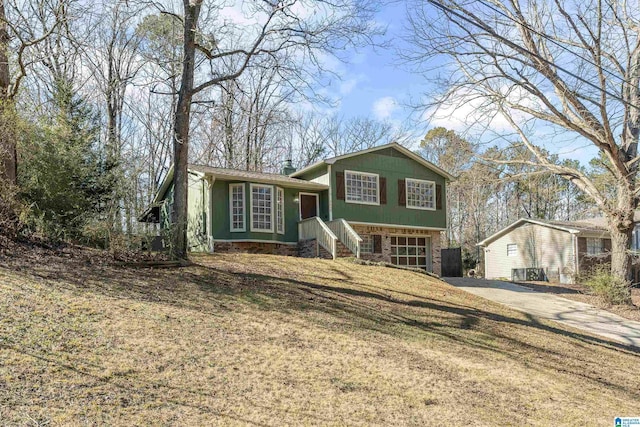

left=324, top=3, right=601, bottom=166
left=326, top=4, right=425, bottom=127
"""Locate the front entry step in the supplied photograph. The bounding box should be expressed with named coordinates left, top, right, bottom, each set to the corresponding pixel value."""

left=335, top=240, right=354, bottom=257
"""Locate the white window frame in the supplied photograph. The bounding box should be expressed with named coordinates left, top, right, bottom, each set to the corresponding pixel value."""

left=344, top=170, right=380, bottom=206
left=229, top=183, right=245, bottom=232
left=405, top=178, right=436, bottom=211
left=390, top=235, right=431, bottom=271
left=276, top=187, right=285, bottom=235
left=298, top=192, right=320, bottom=220
left=586, top=237, right=603, bottom=255
left=250, top=183, right=274, bottom=233
left=360, top=235, right=374, bottom=254
left=507, top=244, right=517, bottom=257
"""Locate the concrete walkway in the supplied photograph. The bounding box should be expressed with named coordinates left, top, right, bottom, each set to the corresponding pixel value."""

left=443, top=277, right=640, bottom=348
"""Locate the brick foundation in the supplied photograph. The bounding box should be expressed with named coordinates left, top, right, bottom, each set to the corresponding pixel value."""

left=351, top=224, right=442, bottom=276
left=213, top=241, right=298, bottom=256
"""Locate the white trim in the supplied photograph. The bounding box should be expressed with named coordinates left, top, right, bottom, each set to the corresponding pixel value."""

left=389, top=234, right=433, bottom=271
left=476, top=218, right=598, bottom=247
left=328, top=164, right=333, bottom=221
left=276, top=186, right=285, bottom=235
left=405, top=178, right=436, bottom=211
left=573, top=234, right=579, bottom=277
left=249, top=183, right=274, bottom=233
left=348, top=221, right=446, bottom=231
left=207, top=176, right=215, bottom=251
left=290, top=161, right=326, bottom=178
left=214, top=239, right=298, bottom=245
left=229, top=183, right=246, bottom=232
left=290, top=142, right=455, bottom=181
left=360, top=234, right=374, bottom=254
left=344, top=169, right=380, bottom=206
left=298, top=192, right=320, bottom=220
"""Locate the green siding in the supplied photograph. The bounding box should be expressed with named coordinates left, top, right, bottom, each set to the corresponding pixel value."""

left=210, top=180, right=323, bottom=242
left=331, top=149, right=447, bottom=228
left=295, top=166, right=330, bottom=221
left=156, top=147, right=447, bottom=251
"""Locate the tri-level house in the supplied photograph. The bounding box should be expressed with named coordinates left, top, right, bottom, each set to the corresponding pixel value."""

left=141, top=143, right=453, bottom=275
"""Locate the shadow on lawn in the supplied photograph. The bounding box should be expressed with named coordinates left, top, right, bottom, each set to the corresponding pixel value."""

left=5, top=253, right=640, bottom=400
left=2, top=340, right=336, bottom=426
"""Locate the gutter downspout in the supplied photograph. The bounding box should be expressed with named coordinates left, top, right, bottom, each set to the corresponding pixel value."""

left=328, top=164, right=333, bottom=221
left=572, top=232, right=579, bottom=283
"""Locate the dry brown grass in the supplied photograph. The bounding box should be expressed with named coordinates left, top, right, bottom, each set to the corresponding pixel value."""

left=1, top=249, right=640, bottom=426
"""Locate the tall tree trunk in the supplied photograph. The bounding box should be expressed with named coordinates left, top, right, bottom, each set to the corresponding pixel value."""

left=609, top=180, right=636, bottom=282
left=610, top=224, right=632, bottom=281
left=0, top=1, right=16, bottom=185
left=171, top=0, right=200, bottom=259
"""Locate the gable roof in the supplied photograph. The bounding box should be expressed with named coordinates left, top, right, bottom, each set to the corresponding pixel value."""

left=290, top=142, right=456, bottom=181
left=189, top=164, right=328, bottom=190
left=151, top=164, right=328, bottom=206
left=476, top=218, right=609, bottom=247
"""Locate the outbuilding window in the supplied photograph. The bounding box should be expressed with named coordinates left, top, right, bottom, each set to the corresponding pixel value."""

left=586, top=238, right=603, bottom=255
left=507, top=244, right=517, bottom=257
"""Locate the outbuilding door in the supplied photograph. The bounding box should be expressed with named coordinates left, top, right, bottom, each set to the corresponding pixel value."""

left=390, top=236, right=431, bottom=271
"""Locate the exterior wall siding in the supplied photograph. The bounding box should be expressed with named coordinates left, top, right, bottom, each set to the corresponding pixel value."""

left=484, top=223, right=575, bottom=282
left=209, top=179, right=326, bottom=244
left=330, top=148, right=447, bottom=228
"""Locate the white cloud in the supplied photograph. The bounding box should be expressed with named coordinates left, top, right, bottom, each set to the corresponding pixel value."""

left=372, top=96, right=398, bottom=120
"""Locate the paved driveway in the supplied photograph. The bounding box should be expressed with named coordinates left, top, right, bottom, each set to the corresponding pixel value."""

left=443, top=277, right=640, bottom=348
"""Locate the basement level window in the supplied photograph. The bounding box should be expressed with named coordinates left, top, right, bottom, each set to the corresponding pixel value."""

left=360, top=235, right=373, bottom=254
left=507, top=244, right=517, bottom=257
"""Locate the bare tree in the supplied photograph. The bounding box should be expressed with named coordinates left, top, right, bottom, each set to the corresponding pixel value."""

left=406, top=0, right=640, bottom=285
left=324, top=115, right=397, bottom=157
left=0, top=0, right=63, bottom=185
left=166, top=0, right=381, bottom=258
left=81, top=1, right=145, bottom=236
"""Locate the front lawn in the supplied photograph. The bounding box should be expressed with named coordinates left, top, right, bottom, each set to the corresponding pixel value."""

left=1, top=248, right=639, bottom=425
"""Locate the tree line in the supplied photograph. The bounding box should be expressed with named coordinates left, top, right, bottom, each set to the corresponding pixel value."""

left=1, top=0, right=639, bottom=287
left=0, top=0, right=398, bottom=251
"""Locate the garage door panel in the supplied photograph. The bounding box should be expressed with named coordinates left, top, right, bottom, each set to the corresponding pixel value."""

left=390, top=235, right=432, bottom=272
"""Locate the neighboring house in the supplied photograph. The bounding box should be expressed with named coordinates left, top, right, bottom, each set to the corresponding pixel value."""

left=477, top=218, right=611, bottom=284
left=140, top=143, right=453, bottom=275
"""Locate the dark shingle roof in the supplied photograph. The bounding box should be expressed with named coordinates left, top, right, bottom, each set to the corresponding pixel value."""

left=189, top=164, right=328, bottom=190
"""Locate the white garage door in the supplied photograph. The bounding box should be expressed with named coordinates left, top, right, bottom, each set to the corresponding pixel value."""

left=390, top=236, right=431, bottom=271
